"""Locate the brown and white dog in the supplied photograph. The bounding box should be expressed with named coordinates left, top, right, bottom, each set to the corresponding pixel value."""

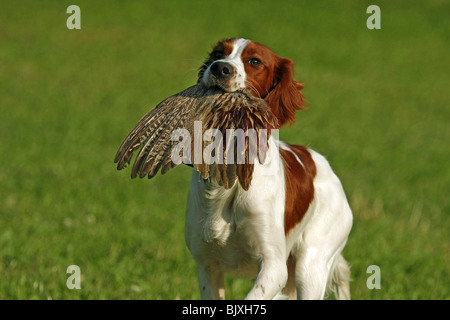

left=186, top=38, right=353, bottom=299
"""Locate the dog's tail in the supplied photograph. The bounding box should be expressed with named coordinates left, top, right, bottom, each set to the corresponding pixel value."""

left=328, top=254, right=351, bottom=300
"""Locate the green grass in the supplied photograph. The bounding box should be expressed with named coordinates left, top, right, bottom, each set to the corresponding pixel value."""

left=0, top=0, right=449, bottom=299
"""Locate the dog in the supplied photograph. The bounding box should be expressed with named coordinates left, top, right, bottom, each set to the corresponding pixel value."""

left=185, top=38, right=353, bottom=300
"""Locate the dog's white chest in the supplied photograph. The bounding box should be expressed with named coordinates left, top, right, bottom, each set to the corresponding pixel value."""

left=185, top=137, right=287, bottom=279
left=198, top=182, right=261, bottom=278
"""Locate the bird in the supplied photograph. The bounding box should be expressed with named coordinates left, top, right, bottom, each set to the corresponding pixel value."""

left=114, top=83, right=278, bottom=190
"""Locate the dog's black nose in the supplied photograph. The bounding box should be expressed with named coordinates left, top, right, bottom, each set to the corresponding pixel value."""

left=210, top=61, right=233, bottom=79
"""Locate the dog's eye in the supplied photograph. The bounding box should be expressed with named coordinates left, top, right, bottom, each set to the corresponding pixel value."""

left=211, top=51, right=224, bottom=60
left=248, top=57, right=262, bottom=67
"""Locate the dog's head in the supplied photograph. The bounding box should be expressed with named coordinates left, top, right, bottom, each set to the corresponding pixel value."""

left=199, top=38, right=306, bottom=127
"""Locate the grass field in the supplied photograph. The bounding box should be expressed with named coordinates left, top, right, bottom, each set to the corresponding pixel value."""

left=0, top=0, right=449, bottom=299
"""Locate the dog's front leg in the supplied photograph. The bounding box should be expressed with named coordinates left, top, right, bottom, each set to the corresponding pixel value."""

left=244, top=231, right=288, bottom=300
left=197, top=263, right=225, bottom=300
left=245, top=258, right=288, bottom=300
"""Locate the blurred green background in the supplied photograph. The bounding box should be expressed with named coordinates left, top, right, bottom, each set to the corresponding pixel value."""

left=0, top=0, right=448, bottom=299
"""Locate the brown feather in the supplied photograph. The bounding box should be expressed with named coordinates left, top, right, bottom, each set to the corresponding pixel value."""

left=114, top=83, right=278, bottom=190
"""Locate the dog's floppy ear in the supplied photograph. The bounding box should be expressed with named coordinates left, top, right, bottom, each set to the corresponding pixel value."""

left=264, top=57, right=306, bottom=127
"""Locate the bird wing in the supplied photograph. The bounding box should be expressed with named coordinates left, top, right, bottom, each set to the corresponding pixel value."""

left=114, top=84, right=205, bottom=176
left=114, top=84, right=277, bottom=190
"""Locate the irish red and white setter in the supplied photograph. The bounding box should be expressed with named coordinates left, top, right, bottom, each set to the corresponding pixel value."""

left=186, top=38, right=353, bottom=300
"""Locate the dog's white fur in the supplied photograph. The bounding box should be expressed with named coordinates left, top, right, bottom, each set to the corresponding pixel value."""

left=201, top=38, right=249, bottom=92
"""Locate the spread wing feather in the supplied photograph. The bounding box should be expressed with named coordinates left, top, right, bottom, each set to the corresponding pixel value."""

left=114, top=84, right=278, bottom=190
left=114, top=85, right=203, bottom=170
left=131, top=102, right=193, bottom=178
